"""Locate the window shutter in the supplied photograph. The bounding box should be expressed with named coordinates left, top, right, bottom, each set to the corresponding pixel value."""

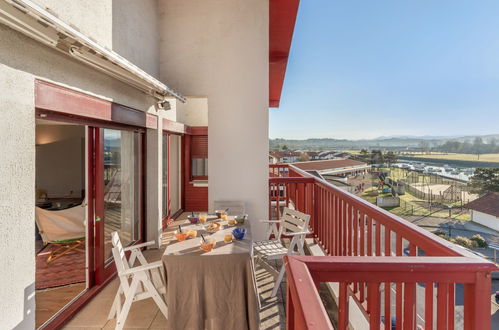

left=191, top=135, right=208, bottom=158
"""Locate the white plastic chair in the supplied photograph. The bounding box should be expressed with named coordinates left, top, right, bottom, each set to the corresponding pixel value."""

left=108, top=232, right=167, bottom=330
left=253, top=208, right=311, bottom=297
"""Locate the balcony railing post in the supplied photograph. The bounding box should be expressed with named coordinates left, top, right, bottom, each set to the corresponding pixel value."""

left=368, top=282, right=381, bottom=330
left=437, top=283, right=449, bottom=329
left=313, top=183, right=319, bottom=239
left=464, top=272, right=492, bottom=330
left=286, top=281, right=295, bottom=330
left=338, top=282, right=349, bottom=330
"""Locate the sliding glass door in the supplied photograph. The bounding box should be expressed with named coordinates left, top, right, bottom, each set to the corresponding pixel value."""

left=95, top=127, right=144, bottom=283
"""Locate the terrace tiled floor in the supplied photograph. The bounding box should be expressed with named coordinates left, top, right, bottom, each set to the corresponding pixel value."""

left=63, top=213, right=286, bottom=329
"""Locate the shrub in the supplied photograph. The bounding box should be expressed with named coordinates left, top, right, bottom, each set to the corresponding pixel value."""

left=453, top=236, right=477, bottom=249
left=469, top=234, right=488, bottom=248
left=434, top=231, right=450, bottom=240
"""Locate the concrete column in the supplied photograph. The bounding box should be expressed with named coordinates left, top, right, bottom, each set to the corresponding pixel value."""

left=159, top=0, right=269, bottom=240
left=0, top=69, right=36, bottom=329
left=146, top=118, right=163, bottom=248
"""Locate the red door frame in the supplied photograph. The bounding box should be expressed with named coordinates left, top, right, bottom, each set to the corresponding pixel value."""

left=162, top=118, right=190, bottom=228
left=34, top=80, right=149, bottom=328
left=87, top=127, right=96, bottom=288
left=162, top=132, right=172, bottom=229
left=94, top=127, right=146, bottom=284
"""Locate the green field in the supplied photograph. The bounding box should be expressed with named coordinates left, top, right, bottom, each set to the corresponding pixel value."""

left=401, top=152, right=499, bottom=163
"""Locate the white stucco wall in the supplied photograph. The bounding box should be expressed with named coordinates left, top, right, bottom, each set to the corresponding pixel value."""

left=0, top=19, right=160, bottom=328
left=33, top=0, right=113, bottom=47
left=472, top=210, right=499, bottom=232
left=112, top=0, right=160, bottom=78
left=159, top=0, right=269, bottom=239
left=176, top=97, right=209, bottom=127
left=33, top=0, right=160, bottom=79
left=0, top=64, right=36, bottom=330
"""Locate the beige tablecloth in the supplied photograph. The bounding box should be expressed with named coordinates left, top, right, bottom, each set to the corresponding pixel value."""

left=162, top=219, right=260, bottom=330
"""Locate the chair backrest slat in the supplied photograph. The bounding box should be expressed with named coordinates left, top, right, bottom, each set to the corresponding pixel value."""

left=281, top=213, right=306, bottom=227
left=278, top=207, right=310, bottom=237
left=111, top=232, right=132, bottom=292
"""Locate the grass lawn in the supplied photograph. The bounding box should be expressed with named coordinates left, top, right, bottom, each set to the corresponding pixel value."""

left=402, top=153, right=499, bottom=163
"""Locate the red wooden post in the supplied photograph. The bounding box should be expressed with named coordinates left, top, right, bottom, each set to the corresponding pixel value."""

left=464, top=272, right=492, bottom=330
left=330, top=193, right=334, bottom=254
left=339, top=198, right=344, bottom=255
left=346, top=203, right=352, bottom=256
left=384, top=229, right=391, bottom=328
left=424, top=282, right=434, bottom=330
left=269, top=181, right=275, bottom=220
left=338, top=282, right=349, bottom=330
left=448, top=283, right=455, bottom=329
left=437, top=283, right=449, bottom=330
left=403, top=282, right=416, bottom=330
left=286, top=281, right=295, bottom=330
left=368, top=282, right=381, bottom=330
left=353, top=208, right=359, bottom=256
left=367, top=216, right=373, bottom=256
left=360, top=213, right=365, bottom=257
left=396, top=235, right=403, bottom=330
left=375, top=221, right=381, bottom=256
left=313, top=184, right=319, bottom=238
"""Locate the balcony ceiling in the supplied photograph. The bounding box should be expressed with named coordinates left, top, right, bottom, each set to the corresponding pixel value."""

left=269, top=0, right=300, bottom=108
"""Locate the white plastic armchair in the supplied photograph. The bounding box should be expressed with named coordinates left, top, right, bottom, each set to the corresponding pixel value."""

left=254, top=208, right=311, bottom=297
left=108, top=232, right=167, bottom=330
left=259, top=219, right=282, bottom=240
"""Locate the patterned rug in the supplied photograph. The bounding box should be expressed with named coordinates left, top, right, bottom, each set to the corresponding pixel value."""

left=36, top=244, right=86, bottom=290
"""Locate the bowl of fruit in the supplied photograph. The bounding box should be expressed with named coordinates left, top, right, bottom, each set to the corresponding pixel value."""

left=175, top=232, right=188, bottom=241
left=235, top=214, right=248, bottom=224
left=205, top=221, right=221, bottom=233
left=187, top=214, right=199, bottom=224
left=200, top=237, right=216, bottom=252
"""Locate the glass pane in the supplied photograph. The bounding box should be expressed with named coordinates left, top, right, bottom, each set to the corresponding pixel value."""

left=104, top=129, right=140, bottom=260
left=162, top=133, right=169, bottom=218
left=191, top=158, right=208, bottom=177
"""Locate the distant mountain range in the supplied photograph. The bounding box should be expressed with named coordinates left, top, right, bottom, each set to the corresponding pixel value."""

left=270, top=134, right=499, bottom=150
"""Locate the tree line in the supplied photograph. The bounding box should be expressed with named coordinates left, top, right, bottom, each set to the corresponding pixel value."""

left=355, top=150, right=397, bottom=165
left=431, top=137, right=499, bottom=155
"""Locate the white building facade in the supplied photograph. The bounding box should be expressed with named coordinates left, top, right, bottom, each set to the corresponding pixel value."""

left=0, top=0, right=298, bottom=328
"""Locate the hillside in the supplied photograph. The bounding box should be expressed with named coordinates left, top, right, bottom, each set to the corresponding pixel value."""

left=270, top=134, right=499, bottom=151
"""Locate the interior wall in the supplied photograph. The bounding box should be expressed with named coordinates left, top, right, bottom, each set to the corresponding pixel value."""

left=159, top=0, right=269, bottom=239
left=36, top=125, right=85, bottom=198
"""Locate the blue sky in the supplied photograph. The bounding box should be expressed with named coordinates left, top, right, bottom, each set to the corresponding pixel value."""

left=270, top=0, right=499, bottom=140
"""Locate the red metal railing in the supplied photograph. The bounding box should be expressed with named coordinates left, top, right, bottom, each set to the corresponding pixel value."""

left=269, top=164, right=498, bottom=330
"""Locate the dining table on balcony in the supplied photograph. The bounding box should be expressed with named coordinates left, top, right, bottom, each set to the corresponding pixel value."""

left=161, top=217, right=260, bottom=330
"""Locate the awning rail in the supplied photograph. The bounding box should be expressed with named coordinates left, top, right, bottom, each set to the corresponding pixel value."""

left=0, top=0, right=186, bottom=103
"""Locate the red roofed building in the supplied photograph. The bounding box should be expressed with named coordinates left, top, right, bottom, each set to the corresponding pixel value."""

left=269, top=150, right=302, bottom=163
left=465, top=192, right=499, bottom=232
left=292, top=159, right=370, bottom=177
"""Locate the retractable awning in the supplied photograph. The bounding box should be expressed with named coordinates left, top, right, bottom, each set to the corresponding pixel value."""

left=0, top=0, right=186, bottom=103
